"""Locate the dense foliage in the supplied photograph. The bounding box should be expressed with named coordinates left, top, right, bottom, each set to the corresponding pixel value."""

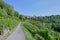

left=22, top=15, right=60, bottom=40
left=0, top=0, right=20, bottom=32
left=0, top=0, right=60, bottom=40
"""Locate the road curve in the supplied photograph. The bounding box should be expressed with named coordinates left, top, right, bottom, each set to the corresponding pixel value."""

left=6, top=24, right=25, bottom=40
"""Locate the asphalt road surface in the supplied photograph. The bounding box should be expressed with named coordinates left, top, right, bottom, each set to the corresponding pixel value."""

left=6, top=24, right=25, bottom=40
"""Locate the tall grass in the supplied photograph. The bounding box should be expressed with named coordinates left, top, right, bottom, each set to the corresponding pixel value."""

left=0, top=18, right=19, bottom=30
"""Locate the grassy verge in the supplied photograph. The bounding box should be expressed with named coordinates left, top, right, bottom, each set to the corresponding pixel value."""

left=21, top=22, right=36, bottom=40
left=0, top=18, right=20, bottom=40
left=0, top=23, right=19, bottom=40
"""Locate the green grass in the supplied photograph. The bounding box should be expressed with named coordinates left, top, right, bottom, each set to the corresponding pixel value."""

left=21, top=23, right=36, bottom=40
left=0, top=18, right=19, bottom=31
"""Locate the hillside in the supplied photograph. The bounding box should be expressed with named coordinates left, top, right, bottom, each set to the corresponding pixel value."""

left=0, top=0, right=21, bottom=35
left=0, top=0, right=60, bottom=40
left=22, top=15, right=60, bottom=40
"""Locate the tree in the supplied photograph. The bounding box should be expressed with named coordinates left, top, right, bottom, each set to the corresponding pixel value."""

left=14, top=11, right=19, bottom=17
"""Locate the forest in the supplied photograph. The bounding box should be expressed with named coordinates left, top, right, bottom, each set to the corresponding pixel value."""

left=0, top=0, right=60, bottom=40
left=21, top=15, right=60, bottom=40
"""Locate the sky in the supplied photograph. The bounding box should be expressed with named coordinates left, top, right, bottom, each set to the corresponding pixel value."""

left=4, top=0, right=60, bottom=16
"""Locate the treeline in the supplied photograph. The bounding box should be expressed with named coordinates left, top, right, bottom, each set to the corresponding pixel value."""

left=27, top=15, right=60, bottom=32
left=22, top=15, right=60, bottom=40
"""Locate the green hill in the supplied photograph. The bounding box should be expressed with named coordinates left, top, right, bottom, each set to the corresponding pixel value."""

left=22, top=15, right=60, bottom=40
left=0, top=0, right=20, bottom=32
left=0, top=0, right=60, bottom=40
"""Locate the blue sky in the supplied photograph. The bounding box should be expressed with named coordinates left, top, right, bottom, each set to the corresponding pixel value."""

left=4, top=0, right=60, bottom=16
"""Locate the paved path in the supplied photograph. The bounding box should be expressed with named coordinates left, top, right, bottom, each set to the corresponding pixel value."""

left=6, top=24, right=25, bottom=40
